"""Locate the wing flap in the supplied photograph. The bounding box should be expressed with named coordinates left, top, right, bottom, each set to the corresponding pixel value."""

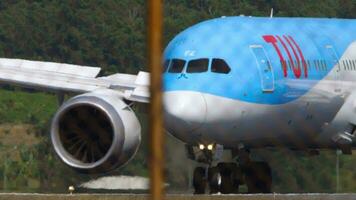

left=0, top=58, right=101, bottom=78
left=0, top=66, right=109, bottom=92
left=124, top=86, right=150, bottom=103
left=100, top=71, right=150, bottom=103
left=0, top=58, right=150, bottom=103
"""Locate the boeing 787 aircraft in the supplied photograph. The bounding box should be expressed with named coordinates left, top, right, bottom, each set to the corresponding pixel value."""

left=0, top=16, right=356, bottom=194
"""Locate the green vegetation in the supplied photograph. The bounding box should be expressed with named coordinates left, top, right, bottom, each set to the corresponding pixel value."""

left=0, top=89, right=57, bottom=126
left=0, top=0, right=354, bottom=193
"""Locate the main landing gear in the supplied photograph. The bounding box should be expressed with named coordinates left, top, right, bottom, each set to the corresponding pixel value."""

left=187, top=145, right=272, bottom=194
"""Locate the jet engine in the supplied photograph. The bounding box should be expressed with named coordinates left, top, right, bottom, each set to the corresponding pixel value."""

left=51, top=89, right=141, bottom=173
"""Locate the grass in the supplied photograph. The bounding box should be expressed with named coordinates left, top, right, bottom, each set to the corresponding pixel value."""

left=0, top=88, right=58, bottom=126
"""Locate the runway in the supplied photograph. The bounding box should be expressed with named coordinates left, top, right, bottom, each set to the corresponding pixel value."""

left=0, top=193, right=356, bottom=200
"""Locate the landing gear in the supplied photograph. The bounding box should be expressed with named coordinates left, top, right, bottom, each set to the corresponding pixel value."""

left=193, top=163, right=243, bottom=194
left=189, top=144, right=272, bottom=194
left=207, top=166, right=220, bottom=194
left=208, top=163, right=242, bottom=194
left=193, top=167, right=206, bottom=194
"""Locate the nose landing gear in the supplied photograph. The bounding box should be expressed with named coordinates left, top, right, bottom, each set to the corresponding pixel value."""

left=192, top=167, right=207, bottom=194
left=208, top=163, right=242, bottom=194
left=189, top=145, right=272, bottom=194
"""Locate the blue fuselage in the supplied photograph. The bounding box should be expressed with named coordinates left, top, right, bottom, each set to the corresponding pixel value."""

left=164, top=17, right=356, bottom=104
left=162, top=17, right=356, bottom=149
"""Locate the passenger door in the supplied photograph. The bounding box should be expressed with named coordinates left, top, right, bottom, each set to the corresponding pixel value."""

left=250, top=45, right=275, bottom=92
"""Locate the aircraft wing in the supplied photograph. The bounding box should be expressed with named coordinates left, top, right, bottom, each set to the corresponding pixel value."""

left=0, top=58, right=150, bottom=103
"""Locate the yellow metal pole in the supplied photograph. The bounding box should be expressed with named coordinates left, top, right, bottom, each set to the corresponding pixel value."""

left=148, top=0, right=164, bottom=200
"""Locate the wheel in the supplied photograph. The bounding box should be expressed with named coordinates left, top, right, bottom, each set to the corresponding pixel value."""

left=231, top=164, right=243, bottom=192
left=208, top=166, right=220, bottom=194
left=208, top=163, right=240, bottom=194
left=219, top=163, right=237, bottom=194
left=244, top=161, right=272, bottom=193
left=193, top=167, right=206, bottom=194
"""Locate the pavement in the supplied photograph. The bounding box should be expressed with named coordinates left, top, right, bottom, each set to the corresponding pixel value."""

left=0, top=193, right=356, bottom=200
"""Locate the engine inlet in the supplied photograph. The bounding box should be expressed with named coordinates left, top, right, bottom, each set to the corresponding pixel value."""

left=58, top=105, right=114, bottom=164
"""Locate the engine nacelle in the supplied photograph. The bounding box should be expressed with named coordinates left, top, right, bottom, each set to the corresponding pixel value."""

left=51, top=89, right=141, bottom=173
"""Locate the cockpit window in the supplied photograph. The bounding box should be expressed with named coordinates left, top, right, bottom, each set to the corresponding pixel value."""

left=186, top=58, right=209, bottom=73
left=211, top=58, right=231, bottom=74
left=168, top=59, right=186, bottom=73
left=163, top=59, right=170, bottom=72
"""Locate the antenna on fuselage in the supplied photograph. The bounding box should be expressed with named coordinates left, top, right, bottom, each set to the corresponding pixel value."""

left=270, top=8, right=274, bottom=18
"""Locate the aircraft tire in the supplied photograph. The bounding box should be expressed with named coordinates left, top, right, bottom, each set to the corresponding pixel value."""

left=208, top=166, right=220, bottom=194
left=231, top=164, right=243, bottom=192
left=218, top=163, right=238, bottom=194
left=193, top=167, right=206, bottom=194
left=208, top=163, right=241, bottom=194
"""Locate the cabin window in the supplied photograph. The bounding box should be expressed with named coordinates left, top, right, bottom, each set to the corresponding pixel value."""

left=346, top=60, right=349, bottom=70
left=294, top=60, right=299, bottom=67
left=302, top=60, right=306, bottom=70
left=211, top=58, right=231, bottom=74
left=322, top=60, right=327, bottom=71
left=349, top=60, right=354, bottom=70
left=294, top=60, right=297, bottom=70
left=163, top=59, right=170, bottom=72
left=280, top=60, right=285, bottom=71
left=186, top=58, right=209, bottom=73
left=168, top=59, right=186, bottom=73
left=307, top=60, right=311, bottom=70
left=314, top=60, right=318, bottom=71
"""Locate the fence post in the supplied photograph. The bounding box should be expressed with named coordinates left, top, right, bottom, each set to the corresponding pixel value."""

left=148, top=0, right=164, bottom=200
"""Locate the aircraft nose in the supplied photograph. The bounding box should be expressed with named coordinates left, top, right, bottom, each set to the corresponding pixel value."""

left=163, top=92, right=207, bottom=134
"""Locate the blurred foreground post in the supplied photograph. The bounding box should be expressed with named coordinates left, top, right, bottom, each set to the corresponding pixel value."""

left=148, top=0, right=164, bottom=200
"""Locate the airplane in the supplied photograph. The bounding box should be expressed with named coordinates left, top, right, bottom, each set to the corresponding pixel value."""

left=0, top=16, right=355, bottom=194
left=162, top=16, right=356, bottom=194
